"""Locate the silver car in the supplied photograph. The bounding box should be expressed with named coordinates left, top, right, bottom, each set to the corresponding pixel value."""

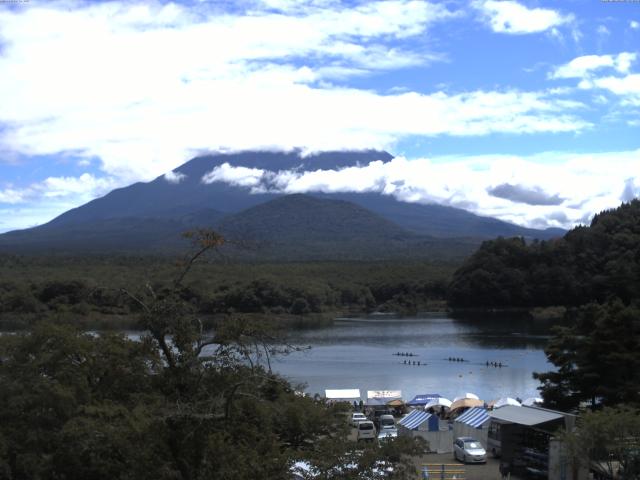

left=377, top=425, right=398, bottom=441
left=453, top=437, right=487, bottom=463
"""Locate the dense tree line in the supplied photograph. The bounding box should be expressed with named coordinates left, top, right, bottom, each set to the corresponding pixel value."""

left=447, top=201, right=640, bottom=470
left=0, top=232, right=424, bottom=479
left=0, top=258, right=453, bottom=330
left=448, top=201, right=640, bottom=413
left=448, top=199, right=640, bottom=308
left=534, top=300, right=640, bottom=411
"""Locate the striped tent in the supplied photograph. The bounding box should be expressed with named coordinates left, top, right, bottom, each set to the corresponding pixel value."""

left=398, top=410, right=437, bottom=431
left=398, top=409, right=451, bottom=453
left=455, top=407, right=489, bottom=428
left=453, top=407, right=490, bottom=447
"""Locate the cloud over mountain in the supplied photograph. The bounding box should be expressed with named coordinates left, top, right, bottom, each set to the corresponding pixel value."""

left=201, top=149, right=640, bottom=229
left=487, top=183, right=564, bottom=206
left=0, top=1, right=589, bottom=186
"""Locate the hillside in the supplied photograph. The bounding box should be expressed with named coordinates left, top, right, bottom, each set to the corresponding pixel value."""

left=216, top=194, right=479, bottom=261
left=448, top=199, right=640, bottom=308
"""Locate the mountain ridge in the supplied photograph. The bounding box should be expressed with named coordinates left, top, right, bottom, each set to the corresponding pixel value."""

left=0, top=150, right=565, bottom=258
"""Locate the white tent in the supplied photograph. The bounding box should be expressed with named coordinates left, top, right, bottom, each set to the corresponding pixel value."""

left=522, top=397, right=543, bottom=406
left=489, top=397, right=521, bottom=409
left=325, top=389, right=361, bottom=402
left=453, top=392, right=480, bottom=402
left=424, top=397, right=452, bottom=409
left=366, top=390, right=402, bottom=406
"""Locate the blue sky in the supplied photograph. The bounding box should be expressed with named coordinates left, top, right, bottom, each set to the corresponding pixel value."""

left=0, top=0, right=639, bottom=232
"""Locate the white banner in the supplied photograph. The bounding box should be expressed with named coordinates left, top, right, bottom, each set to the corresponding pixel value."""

left=367, top=390, right=402, bottom=399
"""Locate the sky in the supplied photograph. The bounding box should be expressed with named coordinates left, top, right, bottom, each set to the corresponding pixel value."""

left=0, top=0, right=638, bottom=233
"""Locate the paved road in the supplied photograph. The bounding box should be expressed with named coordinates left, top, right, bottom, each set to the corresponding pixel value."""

left=413, top=452, right=522, bottom=480
left=349, top=424, right=522, bottom=479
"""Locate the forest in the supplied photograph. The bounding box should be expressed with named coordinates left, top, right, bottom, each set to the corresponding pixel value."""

left=0, top=231, right=430, bottom=479
left=448, top=199, right=640, bottom=309
left=0, top=255, right=453, bottom=331
left=446, top=200, right=640, bottom=412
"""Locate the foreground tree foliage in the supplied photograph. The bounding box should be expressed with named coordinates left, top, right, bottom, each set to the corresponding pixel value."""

left=560, top=407, right=640, bottom=480
left=534, top=300, right=640, bottom=411
left=0, top=231, right=424, bottom=480
left=448, top=200, right=640, bottom=308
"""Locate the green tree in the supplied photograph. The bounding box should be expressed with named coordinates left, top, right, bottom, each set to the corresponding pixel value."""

left=561, top=407, right=640, bottom=480
left=0, top=230, right=425, bottom=479
left=534, top=300, right=640, bottom=410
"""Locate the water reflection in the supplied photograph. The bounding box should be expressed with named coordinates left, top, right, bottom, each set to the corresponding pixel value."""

left=272, top=313, right=554, bottom=402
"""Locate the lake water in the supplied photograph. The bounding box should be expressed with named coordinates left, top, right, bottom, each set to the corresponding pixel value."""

left=271, top=313, right=554, bottom=403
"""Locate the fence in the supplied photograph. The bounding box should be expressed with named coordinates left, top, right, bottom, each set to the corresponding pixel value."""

left=420, top=463, right=466, bottom=480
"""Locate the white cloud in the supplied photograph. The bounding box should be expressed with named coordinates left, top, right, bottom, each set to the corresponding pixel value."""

left=474, top=0, right=573, bottom=35
left=0, top=173, right=117, bottom=204
left=164, top=170, right=187, bottom=184
left=201, top=149, right=640, bottom=229
left=202, top=163, right=266, bottom=188
left=591, top=74, right=640, bottom=105
left=550, top=53, right=640, bottom=106
left=0, top=173, right=119, bottom=231
left=631, top=20, right=640, bottom=30
left=550, top=52, right=637, bottom=79
left=0, top=1, right=590, bottom=186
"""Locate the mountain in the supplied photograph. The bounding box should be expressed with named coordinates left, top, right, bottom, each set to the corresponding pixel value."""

left=312, top=191, right=565, bottom=239
left=0, top=150, right=564, bottom=257
left=214, top=194, right=479, bottom=261
left=46, top=150, right=392, bottom=227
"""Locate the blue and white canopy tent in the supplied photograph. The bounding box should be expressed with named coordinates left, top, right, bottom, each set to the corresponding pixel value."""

left=398, top=410, right=439, bottom=431
left=453, top=407, right=490, bottom=447
left=406, top=393, right=441, bottom=407
left=398, top=409, right=452, bottom=453
left=456, top=407, right=490, bottom=428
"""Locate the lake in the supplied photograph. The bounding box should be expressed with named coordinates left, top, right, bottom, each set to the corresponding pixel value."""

left=271, top=313, right=554, bottom=403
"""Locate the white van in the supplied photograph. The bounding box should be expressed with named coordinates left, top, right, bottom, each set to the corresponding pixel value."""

left=378, top=414, right=395, bottom=429
left=357, top=420, right=376, bottom=441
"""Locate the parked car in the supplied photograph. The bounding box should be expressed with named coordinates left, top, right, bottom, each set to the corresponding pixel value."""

left=351, top=412, right=367, bottom=427
left=357, top=421, right=376, bottom=441
left=377, top=414, right=395, bottom=430
left=377, top=425, right=398, bottom=441
left=370, top=409, right=393, bottom=422
left=453, top=437, right=487, bottom=464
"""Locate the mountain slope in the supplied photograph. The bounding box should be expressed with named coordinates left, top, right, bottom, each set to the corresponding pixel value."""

left=314, top=192, right=564, bottom=239
left=0, top=150, right=565, bottom=257
left=46, top=150, right=392, bottom=227
left=215, top=194, right=479, bottom=261
left=0, top=209, right=225, bottom=254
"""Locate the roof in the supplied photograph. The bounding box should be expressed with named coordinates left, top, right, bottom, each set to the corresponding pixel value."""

left=407, top=394, right=441, bottom=406
left=489, top=405, right=564, bottom=426
left=398, top=410, right=432, bottom=430
left=450, top=397, right=484, bottom=411
left=455, top=407, right=490, bottom=428
left=325, top=389, right=361, bottom=400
